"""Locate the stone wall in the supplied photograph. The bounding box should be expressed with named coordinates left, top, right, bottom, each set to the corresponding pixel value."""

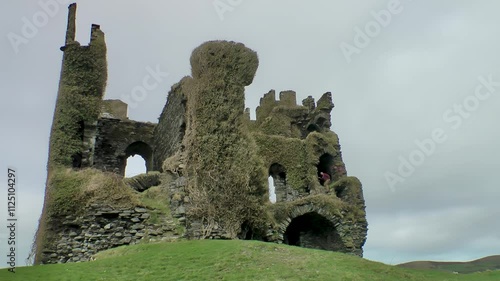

left=152, top=79, right=189, bottom=171
left=164, top=173, right=240, bottom=240
left=36, top=3, right=108, bottom=264
left=80, top=121, right=97, bottom=168
left=271, top=199, right=367, bottom=256
left=102, top=99, right=128, bottom=120
left=47, top=3, right=107, bottom=167
left=39, top=8, right=369, bottom=262
left=269, top=164, right=300, bottom=203
left=255, top=91, right=334, bottom=139
left=93, top=117, right=156, bottom=175
left=40, top=205, right=182, bottom=264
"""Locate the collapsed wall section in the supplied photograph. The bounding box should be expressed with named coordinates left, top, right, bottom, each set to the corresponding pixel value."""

left=153, top=78, right=189, bottom=171
left=40, top=205, right=176, bottom=264
left=37, top=168, right=184, bottom=264
left=36, top=3, right=108, bottom=264
left=255, top=91, right=334, bottom=139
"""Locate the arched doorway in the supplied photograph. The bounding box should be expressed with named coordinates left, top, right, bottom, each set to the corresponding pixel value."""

left=317, top=153, right=334, bottom=185
left=283, top=212, right=343, bottom=251
left=120, top=141, right=153, bottom=176
left=269, top=163, right=286, bottom=202
left=238, top=221, right=254, bottom=240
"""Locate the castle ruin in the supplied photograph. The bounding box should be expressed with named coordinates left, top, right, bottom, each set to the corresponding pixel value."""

left=34, top=3, right=368, bottom=264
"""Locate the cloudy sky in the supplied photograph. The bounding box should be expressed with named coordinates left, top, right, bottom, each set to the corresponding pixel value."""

left=1, top=0, right=500, bottom=267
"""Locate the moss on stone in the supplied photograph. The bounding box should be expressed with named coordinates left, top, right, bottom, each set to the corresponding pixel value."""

left=124, top=172, right=162, bottom=192
left=46, top=168, right=139, bottom=217
left=253, top=133, right=309, bottom=190
left=330, top=176, right=366, bottom=218
left=139, top=186, right=171, bottom=223
left=258, top=106, right=309, bottom=138
left=190, top=41, right=259, bottom=86
left=305, top=131, right=339, bottom=157
left=183, top=41, right=267, bottom=238
left=316, top=92, right=334, bottom=111
left=268, top=194, right=345, bottom=224
left=49, top=32, right=107, bottom=167
left=38, top=32, right=368, bottom=260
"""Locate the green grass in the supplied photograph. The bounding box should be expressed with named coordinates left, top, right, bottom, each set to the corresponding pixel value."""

left=2, top=240, right=499, bottom=280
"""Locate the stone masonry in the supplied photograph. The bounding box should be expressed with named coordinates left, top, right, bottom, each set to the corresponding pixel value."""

left=35, top=3, right=368, bottom=264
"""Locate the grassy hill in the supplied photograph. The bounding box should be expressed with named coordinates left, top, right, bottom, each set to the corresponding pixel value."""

left=1, top=240, right=499, bottom=280
left=398, top=255, right=500, bottom=274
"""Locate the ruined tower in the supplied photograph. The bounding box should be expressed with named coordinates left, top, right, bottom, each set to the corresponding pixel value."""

left=34, top=4, right=367, bottom=264
left=34, top=3, right=108, bottom=263
left=48, top=3, right=107, bottom=168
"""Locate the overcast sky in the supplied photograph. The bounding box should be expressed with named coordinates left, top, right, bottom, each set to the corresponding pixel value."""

left=1, top=0, right=500, bottom=267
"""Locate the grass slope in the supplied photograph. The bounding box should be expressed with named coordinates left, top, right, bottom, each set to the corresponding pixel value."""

left=399, top=255, right=500, bottom=274
left=2, top=240, right=500, bottom=281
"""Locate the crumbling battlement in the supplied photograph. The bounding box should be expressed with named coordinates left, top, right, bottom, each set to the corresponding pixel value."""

left=153, top=79, right=189, bottom=171
left=35, top=3, right=367, bottom=265
left=254, top=90, right=334, bottom=139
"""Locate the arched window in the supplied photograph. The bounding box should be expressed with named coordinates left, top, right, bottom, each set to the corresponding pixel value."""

left=120, top=141, right=153, bottom=176
left=306, top=124, right=320, bottom=133
left=268, top=176, right=276, bottom=203
left=269, top=163, right=286, bottom=203
left=317, top=153, right=334, bottom=185
left=125, top=155, right=147, bottom=177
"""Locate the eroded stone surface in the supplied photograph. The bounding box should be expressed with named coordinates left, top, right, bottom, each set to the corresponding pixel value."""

left=41, top=205, right=182, bottom=264
left=38, top=6, right=367, bottom=264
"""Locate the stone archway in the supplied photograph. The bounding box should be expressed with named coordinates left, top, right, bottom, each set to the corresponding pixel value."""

left=120, top=141, right=153, bottom=176
left=283, top=211, right=344, bottom=251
